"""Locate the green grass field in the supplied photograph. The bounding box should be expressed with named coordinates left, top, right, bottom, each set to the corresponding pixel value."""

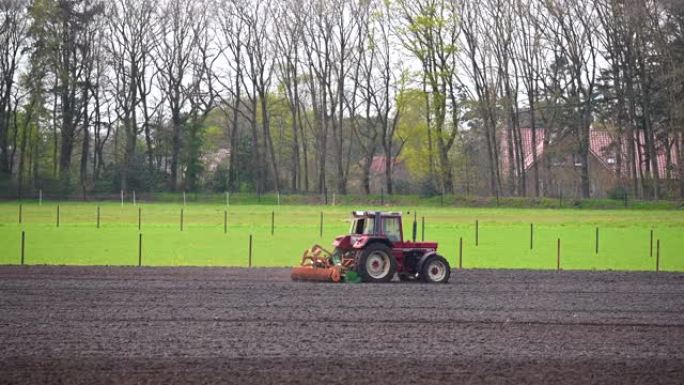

left=0, top=201, right=682, bottom=271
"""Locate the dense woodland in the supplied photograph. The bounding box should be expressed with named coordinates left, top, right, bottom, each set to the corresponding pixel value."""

left=0, top=0, right=683, bottom=199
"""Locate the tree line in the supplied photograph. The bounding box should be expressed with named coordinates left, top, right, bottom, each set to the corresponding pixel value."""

left=0, top=0, right=682, bottom=199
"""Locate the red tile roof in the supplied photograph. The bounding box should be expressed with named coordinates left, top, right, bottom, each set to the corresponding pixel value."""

left=370, top=156, right=400, bottom=173
left=501, top=128, right=679, bottom=179
left=501, top=127, right=545, bottom=172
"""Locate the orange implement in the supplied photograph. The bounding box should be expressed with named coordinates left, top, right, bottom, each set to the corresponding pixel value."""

left=290, top=245, right=343, bottom=282
left=290, top=265, right=342, bottom=282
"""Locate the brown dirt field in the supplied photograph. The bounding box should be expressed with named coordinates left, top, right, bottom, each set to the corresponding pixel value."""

left=0, top=266, right=683, bottom=384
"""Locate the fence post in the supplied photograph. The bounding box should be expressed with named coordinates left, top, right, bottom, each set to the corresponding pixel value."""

left=320, top=211, right=323, bottom=237
left=133, top=191, right=136, bottom=206
left=224, top=210, right=227, bottom=234
left=138, top=207, right=142, bottom=231
left=475, top=220, right=479, bottom=246
left=557, top=238, right=561, bottom=271
left=248, top=234, right=253, bottom=268
left=650, top=229, right=654, bottom=257
left=138, top=233, right=142, bottom=267
left=21, top=231, right=25, bottom=265
left=18, top=204, right=22, bottom=224
left=180, top=208, right=184, bottom=231
left=56, top=204, right=60, bottom=228
left=271, top=210, right=275, bottom=235
left=421, top=217, right=425, bottom=241
left=656, top=239, right=660, bottom=272
left=97, top=206, right=100, bottom=229
left=121, top=190, right=124, bottom=208
left=530, top=223, right=534, bottom=250
left=595, top=227, right=599, bottom=254
left=459, top=237, right=463, bottom=269
left=183, top=191, right=186, bottom=206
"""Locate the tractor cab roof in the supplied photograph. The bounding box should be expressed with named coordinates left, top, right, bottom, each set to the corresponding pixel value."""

left=352, top=211, right=402, bottom=218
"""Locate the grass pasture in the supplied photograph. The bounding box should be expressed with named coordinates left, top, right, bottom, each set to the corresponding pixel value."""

left=0, top=201, right=682, bottom=271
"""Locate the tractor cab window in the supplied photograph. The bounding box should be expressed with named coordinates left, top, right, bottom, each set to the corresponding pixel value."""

left=383, top=217, right=402, bottom=242
left=351, top=217, right=375, bottom=235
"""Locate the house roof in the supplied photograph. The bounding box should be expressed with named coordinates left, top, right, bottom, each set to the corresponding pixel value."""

left=201, top=148, right=231, bottom=172
left=501, top=128, right=679, bottom=179
left=370, top=156, right=401, bottom=174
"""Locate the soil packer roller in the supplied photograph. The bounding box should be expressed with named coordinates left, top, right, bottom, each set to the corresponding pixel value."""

left=291, top=211, right=451, bottom=283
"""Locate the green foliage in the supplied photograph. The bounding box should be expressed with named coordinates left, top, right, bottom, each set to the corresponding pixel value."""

left=100, top=152, right=165, bottom=193
left=396, top=88, right=430, bottom=177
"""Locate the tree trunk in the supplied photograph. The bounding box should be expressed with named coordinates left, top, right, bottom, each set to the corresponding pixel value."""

left=678, top=133, right=684, bottom=198
left=298, top=110, right=309, bottom=192
left=17, top=110, right=31, bottom=198
left=384, top=154, right=393, bottom=195
left=58, top=86, right=76, bottom=187
left=506, top=123, right=516, bottom=195
left=529, top=102, right=539, bottom=197
left=227, top=53, right=242, bottom=192
left=0, top=106, right=8, bottom=176
left=169, top=106, right=181, bottom=192
left=249, top=96, right=262, bottom=194
left=260, top=93, right=279, bottom=193
left=578, top=120, right=591, bottom=199
left=79, top=86, right=90, bottom=188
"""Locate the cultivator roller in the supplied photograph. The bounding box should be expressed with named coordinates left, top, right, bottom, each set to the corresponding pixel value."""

left=290, top=245, right=354, bottom=283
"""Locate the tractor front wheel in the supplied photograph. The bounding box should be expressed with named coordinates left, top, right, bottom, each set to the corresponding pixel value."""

left=357, top=244, right=397, bottom=283
left=420, top=255, right=451, bottom=284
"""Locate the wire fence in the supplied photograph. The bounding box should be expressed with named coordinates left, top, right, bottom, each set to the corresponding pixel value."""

left=2, top=202, right=679, bottom=272
left=2, top=190, right=684, bottom=210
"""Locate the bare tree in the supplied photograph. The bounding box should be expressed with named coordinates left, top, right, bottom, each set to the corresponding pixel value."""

left=273, top=0, right=310, bottom=192
left=241, top=0, right=279, bottom=193
left=154, top=0, right=199, bottom=191
left=351, top=1, right=378, bottom=195
left=458, top=0, right=503, bottom=196
left=513, top=0, right=545, bottom=197
left=542, top=0, right=600, bottom=199
left=106, top=0, right=157, bottom=191
left=217, top=0, right=248, bottom=193
left=365, top=0, right=406, bottom=195
left=301, top=0, right=334, bottom=194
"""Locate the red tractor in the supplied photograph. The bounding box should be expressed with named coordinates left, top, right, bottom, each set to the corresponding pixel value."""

left=291, top=211, right=451, bottom=283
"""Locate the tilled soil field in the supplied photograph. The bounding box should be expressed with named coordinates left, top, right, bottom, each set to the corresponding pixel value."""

left=1, top=266, right=683, bottom=384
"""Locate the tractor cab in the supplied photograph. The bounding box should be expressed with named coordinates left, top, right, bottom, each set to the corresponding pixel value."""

left=348, top=211, right=403, bottom=243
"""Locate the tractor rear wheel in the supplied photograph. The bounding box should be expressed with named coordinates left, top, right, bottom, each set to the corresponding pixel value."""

left=420, top=255, right=451, bottom=284
left=357, top=243, right=396, bottom=283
